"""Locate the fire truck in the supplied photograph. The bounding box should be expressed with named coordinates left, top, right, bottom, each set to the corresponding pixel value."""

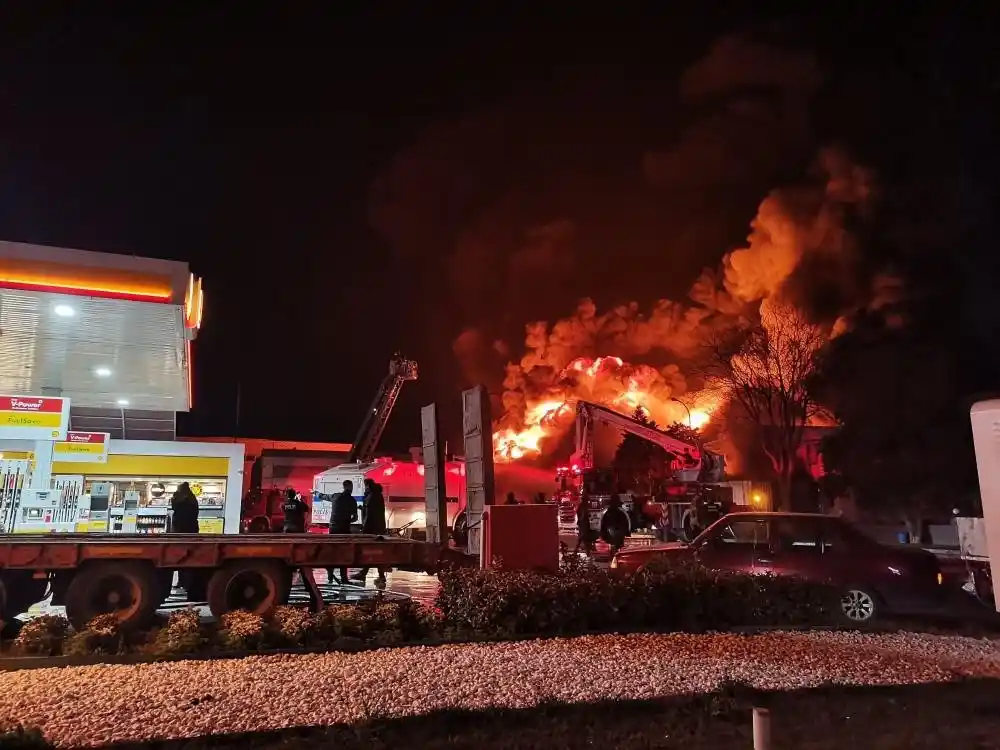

left=241, top=354, right=418, bottom=533
left=555, top=401, right=734, bottom=543
left=312, top=456, right=466, bottom=538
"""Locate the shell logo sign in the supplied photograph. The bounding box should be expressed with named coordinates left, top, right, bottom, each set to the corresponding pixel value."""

left=184, top=273, right=204, bottom=330
left=52, top=431, right=110, bottom=463
left=0, top=396, right=71, bottom=441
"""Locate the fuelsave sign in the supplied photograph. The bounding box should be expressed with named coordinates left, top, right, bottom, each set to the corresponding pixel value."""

left=0, top=396, right=71, bottom=440
left=53, top=431, right=110, bottom=463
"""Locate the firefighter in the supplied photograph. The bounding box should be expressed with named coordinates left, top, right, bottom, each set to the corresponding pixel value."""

left=352, top=478, right=389, bottom=584
left=170, top=482, right=200, bottom=533
left=327, top=480, right=357, bottom=587
left=504, top=491, right=519, bottom=505
left=600, top=496, right=630, bottom=555
left=281, top=488, right=309, bottom=533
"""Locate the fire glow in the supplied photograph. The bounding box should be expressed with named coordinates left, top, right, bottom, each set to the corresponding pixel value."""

left=492, top=355, right=720, bottom=462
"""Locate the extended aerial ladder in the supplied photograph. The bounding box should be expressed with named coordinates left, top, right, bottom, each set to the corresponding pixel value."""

left=347, top=353, right=419, bottom=463
left=572, top=400, right=725, bottom=484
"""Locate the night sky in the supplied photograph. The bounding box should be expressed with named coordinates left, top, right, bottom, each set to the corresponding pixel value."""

left=0, top=5, right=996, bottom=451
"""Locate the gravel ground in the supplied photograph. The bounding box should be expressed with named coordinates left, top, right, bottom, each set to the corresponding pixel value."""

left=2, top=631, right=999, bottom=747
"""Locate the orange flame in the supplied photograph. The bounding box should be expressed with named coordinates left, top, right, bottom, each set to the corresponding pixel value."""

left=492, top=355, right=721, bottom=462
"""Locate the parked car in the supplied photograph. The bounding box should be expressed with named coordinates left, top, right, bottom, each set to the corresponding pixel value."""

left=610, top=512, right=948, bottom=623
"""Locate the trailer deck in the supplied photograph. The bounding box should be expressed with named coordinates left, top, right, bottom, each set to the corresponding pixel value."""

left=0, top=534, right=468, bottom=630
left=0, top=533, right=446, bottom=570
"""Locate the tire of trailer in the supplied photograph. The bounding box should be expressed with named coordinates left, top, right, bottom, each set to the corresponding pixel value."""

left=0, top=570, right=48, bottom=620
left=63, top=561, right=159, bottom=631
left=205, top=560, right=290, bottom=619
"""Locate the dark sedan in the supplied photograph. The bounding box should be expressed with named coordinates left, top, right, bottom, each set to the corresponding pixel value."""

left=610, top=512, right=948, bottom=623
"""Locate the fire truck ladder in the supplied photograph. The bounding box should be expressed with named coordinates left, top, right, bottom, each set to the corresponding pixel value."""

left=347, top=354, right=419, bottom=463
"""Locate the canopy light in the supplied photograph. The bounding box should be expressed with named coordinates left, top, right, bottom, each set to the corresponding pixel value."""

left=53, top=304, right=75, bottom=317
left=116, top=399, right=129, bottom=406
left=94, top=367, right=112, bottom=378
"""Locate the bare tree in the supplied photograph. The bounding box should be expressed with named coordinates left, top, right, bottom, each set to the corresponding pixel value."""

left=703, top=300, right=826, bottom=511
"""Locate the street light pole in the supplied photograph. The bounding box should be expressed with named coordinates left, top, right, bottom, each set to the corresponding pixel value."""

left=670, top=397, right=692, bottom=427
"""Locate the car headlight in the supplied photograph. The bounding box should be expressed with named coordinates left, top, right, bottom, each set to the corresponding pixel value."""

left=937, top=572, right=943, bottom=586
left=610, top=557, right=618, bottom=569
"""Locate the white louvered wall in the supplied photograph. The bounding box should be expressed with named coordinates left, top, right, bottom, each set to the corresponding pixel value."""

left=0, top=289, right=189, bottom=414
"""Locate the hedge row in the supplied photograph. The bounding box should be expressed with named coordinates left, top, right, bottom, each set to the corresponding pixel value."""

left=6, top=559, right=837, bottom=659
left=438, top=557, right=836, bottom=636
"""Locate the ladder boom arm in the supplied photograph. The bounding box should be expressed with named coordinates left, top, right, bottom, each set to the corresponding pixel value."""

left=572, top=400, right=725, bottom=482
left=346, top=354, right=418, bottom=463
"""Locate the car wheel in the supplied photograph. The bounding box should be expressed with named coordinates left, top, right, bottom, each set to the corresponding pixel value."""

left=840, top=587, right=879, bottom=624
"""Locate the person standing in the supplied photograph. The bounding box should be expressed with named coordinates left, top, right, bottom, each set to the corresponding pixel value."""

left=170, top=482, right=200, bottom=533
left=281, top=488, right=309, bottom=533
left=351, top=479, right=389, bottom=584
left=327, top=480, right=357, bottom=586
left=600, top=496, right=630, bottom=556
left=170, top=481, right=201, bottom=596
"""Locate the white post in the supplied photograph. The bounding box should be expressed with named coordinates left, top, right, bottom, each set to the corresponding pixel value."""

left=752, top=707, right=771, bottom=750
left=29, top=439, right=54, bottom=489
left=970, top=400, right=1000, bottom=610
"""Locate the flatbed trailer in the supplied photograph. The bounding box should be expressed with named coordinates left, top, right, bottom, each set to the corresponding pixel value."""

left=0, top=534, right=466, bottom=630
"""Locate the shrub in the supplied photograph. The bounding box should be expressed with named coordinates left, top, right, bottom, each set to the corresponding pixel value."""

left=393, top=599, right=445, bottom=641
left=145, top=608, right=205, bottom=657
left=0, top=725, right=52, bottom=749
left=63, top=614, right=125, bottom=656
left=437, top=566, right=635, bottom=636
left=326, top=604, right=374, bottom=640
left=267, top=605, right=314, bottom=647
left=308, top=606, right=342, bottom=645
left=216, top=611, right=266, bottom=651
left=437, top=559, right=835, bottom=637
left=13, top=615, right=69, bottom=656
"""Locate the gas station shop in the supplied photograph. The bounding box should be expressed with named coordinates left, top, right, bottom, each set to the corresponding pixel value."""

left=0, top=240, right=244, bottom=534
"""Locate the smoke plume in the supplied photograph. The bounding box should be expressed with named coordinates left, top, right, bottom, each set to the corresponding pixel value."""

left=494, top=147, right=884, bottom=462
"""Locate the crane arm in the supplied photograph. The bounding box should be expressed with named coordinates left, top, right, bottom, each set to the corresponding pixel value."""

left=346, top=354, right=418, bottom=463
left=572, top=400, right=725, bottom=483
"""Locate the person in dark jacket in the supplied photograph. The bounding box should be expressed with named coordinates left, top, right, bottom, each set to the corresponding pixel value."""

left=170, top=482, right=200, bottom=533
left=573, top=497, right=593, bottom=555
left=351, top=479, right=389, bottom=583
left=281, top=488, right=309, bottom=533
left=327, top=480, right=357, bottom=587
left=329, top=480, right=358, bottom=532
left=600, top=496, right=630, bottom=555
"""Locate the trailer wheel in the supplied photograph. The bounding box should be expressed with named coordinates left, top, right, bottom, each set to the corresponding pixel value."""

left=0, top=571, right=47, bottom=620
left=63, top=562, right=158, bottom=630
left=206, top=560, right=289, bottom=619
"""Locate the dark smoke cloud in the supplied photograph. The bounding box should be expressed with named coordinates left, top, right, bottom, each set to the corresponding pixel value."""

left=643, top=30, right=821, bottom=192
left=368, top=25, right=831, bottom=388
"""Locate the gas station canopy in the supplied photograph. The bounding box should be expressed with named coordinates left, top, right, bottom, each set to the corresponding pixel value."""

left=0, top=240, right=203, bottom=440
